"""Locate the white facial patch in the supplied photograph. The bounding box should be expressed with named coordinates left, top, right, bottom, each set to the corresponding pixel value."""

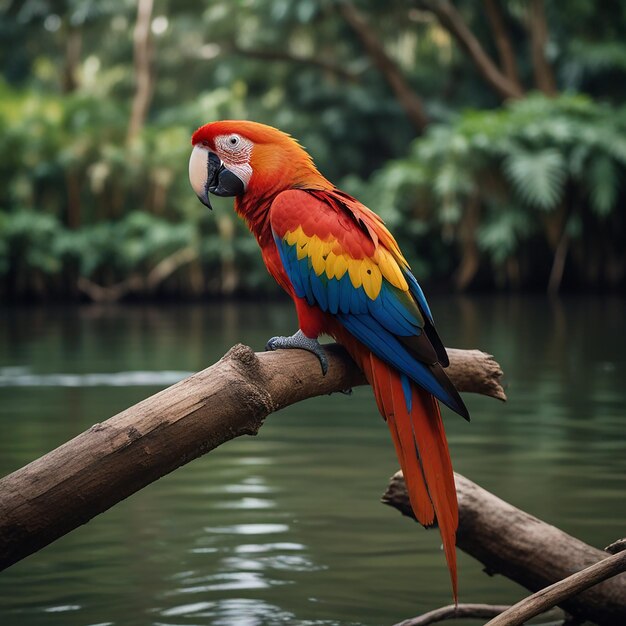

left=214, top=134, right=254, bottom=187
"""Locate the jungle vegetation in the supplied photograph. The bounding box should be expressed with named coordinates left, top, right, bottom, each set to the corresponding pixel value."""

left=1, top=0, right=625, bottom=301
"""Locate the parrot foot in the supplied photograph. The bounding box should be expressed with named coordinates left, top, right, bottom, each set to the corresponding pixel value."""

left=265, top=330, right=328, bottom=375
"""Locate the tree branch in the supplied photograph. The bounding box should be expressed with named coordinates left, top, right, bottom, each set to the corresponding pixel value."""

left=482, top=0, right=522, bottom=89
left=229, top=43, right=360, bottom=83
left=485, top=551, right=626, bottom=626
left=0, top=345, right=503, bottom=572
left=419, top=0, right=524, bottom=100
left=77, top=247, right=198, bottom=302
left=338, top=1, right=430, bottom=132
left=383, top=472, right=626, bottom=624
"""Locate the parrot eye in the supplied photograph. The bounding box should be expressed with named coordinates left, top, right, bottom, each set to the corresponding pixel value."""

left=228, top=134, right=241, bottom=148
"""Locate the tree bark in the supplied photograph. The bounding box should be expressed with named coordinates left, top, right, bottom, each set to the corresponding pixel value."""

left=0, top=345, right=503, bottom=572
left=420, top=0, right=524, bottom=100
left=339, top=1, right=430, bottom=132
left=383, top=472, right=626, bottom=625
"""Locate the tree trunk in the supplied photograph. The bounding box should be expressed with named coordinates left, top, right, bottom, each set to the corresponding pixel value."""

left=454, top=194, right=481, bottom=290
left=527, top=0, right=558, bottom=96
left=61, top=23, right=82, bottom=93
left=0, top=345, right=503, bottom=572
left=127, top=0, right=155, bottom=144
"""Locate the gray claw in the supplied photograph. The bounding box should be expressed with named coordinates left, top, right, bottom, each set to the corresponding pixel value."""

left=265, top=330, right=328, bottom=375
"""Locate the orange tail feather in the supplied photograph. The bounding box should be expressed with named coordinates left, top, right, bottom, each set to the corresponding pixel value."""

left=361, top=349, right=459, bottom=600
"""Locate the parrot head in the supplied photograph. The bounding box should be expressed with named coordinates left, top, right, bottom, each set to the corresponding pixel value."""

left=189, top=120, right=324, bottom=211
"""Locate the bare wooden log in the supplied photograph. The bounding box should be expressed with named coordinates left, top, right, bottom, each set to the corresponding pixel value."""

left=0, top=344, right=502, bottom=572
left=383, top=472, right=626, bottom=625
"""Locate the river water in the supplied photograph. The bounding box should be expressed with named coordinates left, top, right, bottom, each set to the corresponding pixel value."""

left=0, top=297, right=624, bottom=625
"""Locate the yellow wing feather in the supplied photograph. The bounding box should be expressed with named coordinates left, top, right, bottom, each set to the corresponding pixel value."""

left=282, top=227, right=409, bottom=300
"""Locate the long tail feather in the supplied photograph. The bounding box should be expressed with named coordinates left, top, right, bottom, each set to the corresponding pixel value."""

left=357, top=343, right=458, bottom=600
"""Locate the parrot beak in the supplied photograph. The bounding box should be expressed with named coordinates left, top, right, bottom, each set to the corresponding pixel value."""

left=189, top=145, right=246, bottom=210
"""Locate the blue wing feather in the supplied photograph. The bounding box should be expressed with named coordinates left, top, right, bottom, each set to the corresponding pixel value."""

left=337, top=312, right=458, bottom=411
left=405, top=270, right=434, bottom=325
left=376, top=284, right=420, bottom=336
left=327, top=278, right=340, bottom=314
left=338, top=274, right=352, bottom=314
left=309, top=266, right=328, bottom=311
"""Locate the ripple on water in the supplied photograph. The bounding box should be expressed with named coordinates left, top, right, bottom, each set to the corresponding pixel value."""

left=234, top=542, right=306, bottom=554
left=157, top=597, right=353, bottom=626
left=214, top=497, right=275, bottom=510
left=159, top=601, right=214, bottom=617
left=173, top=571, right=289, bottom=594
left=222, top=554, right=322, bottom=573
left=203, top=482, right=276, bottom=495
left=203, top=523, right=289, bottom=535
left=42, top=605, right=82, bottom=613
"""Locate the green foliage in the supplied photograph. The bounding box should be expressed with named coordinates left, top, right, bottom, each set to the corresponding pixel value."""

left=0, top=0, right=625, bottom=298
left=0, top=210, right=63, bottom=275
left=363, top=94, right=626, bottom=287
left=504, top=149, right=566, bottom=211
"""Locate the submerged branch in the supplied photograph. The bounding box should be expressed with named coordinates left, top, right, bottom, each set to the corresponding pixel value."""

left=394, top=602, right=512, bottom=626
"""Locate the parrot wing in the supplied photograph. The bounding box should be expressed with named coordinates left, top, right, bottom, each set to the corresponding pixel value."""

left=269, top=188, right=468, bottom=420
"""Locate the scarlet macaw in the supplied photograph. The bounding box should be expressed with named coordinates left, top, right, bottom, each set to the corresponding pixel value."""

left=189, top=121, right=469, bottom=599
